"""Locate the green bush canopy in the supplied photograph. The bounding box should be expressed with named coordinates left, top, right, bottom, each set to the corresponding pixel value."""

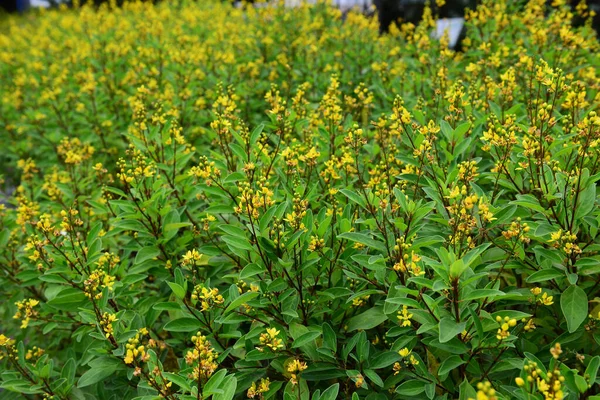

left=0, top=1, right=600, bottom=399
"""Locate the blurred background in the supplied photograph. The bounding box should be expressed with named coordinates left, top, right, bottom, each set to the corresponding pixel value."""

left=2, top=0, right=598, bottom=39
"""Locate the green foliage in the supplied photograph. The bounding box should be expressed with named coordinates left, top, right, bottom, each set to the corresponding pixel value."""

left=0, top=0, right=600, bottom=399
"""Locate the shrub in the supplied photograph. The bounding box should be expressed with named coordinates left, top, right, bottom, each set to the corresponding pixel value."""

left=1, top=1, right=600, bottom=399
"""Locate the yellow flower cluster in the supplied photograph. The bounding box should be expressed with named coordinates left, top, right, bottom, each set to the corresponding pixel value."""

left=116, top=145, right=156, bottom=185
left=397, top=305, right=413, bottom=327
left=13, top=298, right=40, bottom=329
left=258, top=327, right=284, bottom=352
left=352, top=295, right=370, bottom=308
left=395, top=347, right=419, bottom=372
left=235, top=181, right=275, bottom=220
left=188, top=156, right=220, bottom=183
left=522, top=317, right=537, bottom=332
left=25, top=346, right=44, bottom=361
left=97, top=252, right=120, bottom=269
left=191, top=286, right=224, bottom=311
left=0, top=334, right=16, bottom=361
left=16, top=158, right=39, bottom=181
left=181, top=249, right=204, bottom=268
left=446, top=185, right=480, bottom=250
left=283, top=196, right=309, bottom=231
left=247, top=378, right=271, bottom=399
left=185, top=332, right=219, bottom=383
left=25, top=234, right=47, bottom=270
left=315, top=75, right=343, bottom=133
left=59, top=209, right=84, bottom=233
left=531, top=287, right=554, bottom=306
left=501, top=218, right=530, bottom=243
left=481, top=114, right=519, bottom=153
left=124, top=327, right=149, bottom=365
left=308, top=235, right=325, bottom=251
left=394, top=250, right=423, bottom=276
left=518, top=351, right=565, bottom=400
left=472, top=381, right=497, bottom=400
left=42, top=168, right=71, bottom=202
left=549, top=230, right=581, bottom=255
left=458, top=160, right=479, bottom=182
left=495, top=315, right=517, bottom=341
left=57, top=137, right=95, bottom=165
left=84, top=269, right=116, bottom=300
left=99, top=312, right=117, bottom=339
left=287, top=359, right=308, bottom=385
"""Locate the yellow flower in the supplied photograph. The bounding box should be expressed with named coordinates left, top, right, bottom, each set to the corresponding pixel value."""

left=531, top=287, right=542, bottom=296
left=0, top=334, right=13, bottom=347
left=287, top=359, right=307, bottom=385
left=550, top=343, right=562, bottom=359
left=124, top=349, right=135, bottom=365
left=399, top=348, right=411, bottom=357
left=13, top=298, right=40, bottom=329
left=540, top=292, right=554, bottom=306
left=515, top=377, right=525, bottom=386
left=397, top=305, right=413, bottom=327
left=181, top=249, right=203, bottom=267
left=259, top=327, right=284, bottom=351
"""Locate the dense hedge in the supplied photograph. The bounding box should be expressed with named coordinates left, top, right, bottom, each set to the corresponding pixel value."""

left=1, top=1, right=600, bottom=399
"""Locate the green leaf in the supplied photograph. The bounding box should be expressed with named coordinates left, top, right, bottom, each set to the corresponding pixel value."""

left=461, top=289, right=504, bottom=301
left=453, top=121, right=471, bottom=140
left=322, top=323, right=337, bottom=351
left=319, top=383, right=339, bottom=400
left=167, top=282, right=186, bottom=299
left=459, top=378, right=477, bottom=400
left=203, top=369, right=227, bottom=396
left=524, top=353, right=547, bottom=375
left=438, top=355, right=465, bottom=376
left=135, top=246, right=161, bottom=265
left=112, top=219, right=148, bottom=232
left=77, top=357, right=123, bottom=388
left=368, top=351, right=401, bottom=369
left=163, top=317, right=202, bottom=332
left=153, top=302, right=182, bottom=311
left=292, top=331, right=321, bottom=348
left=163, top=372, right=192, bottom=392
left=213, top=375, right=237, bottom=400
left=163, top=222, right=192, bottom=233
left=78, top=368, right=115, bottom=389
left=284, top=379, right=309, bottom=400
left=47, top=289, right=87, bottom=311
left=363, top=369, right=384, bottom=387
left=439, top=317, right=466, bottom=343
left=526, top=269, right=564, bottom=283
left=585, top=356, right=600, bottom=386
left=240, top=263, right=265, bottom=280
left=224, top=291, right=259, bottom=314
left=61, top=358, right=76, bottom=384
left=425, top=382, right=435, bottom=400
left=222, top=235, right=254, bottom=251
left=560, top=285, right=588, bottom=333
left=449, top=259, right=467, bottom=279
left=42, top=322, right=58, bottom=334
left=340, top=189, right=366, bottom=208
left=205, top=205, right=235, bottom=214
left=346, top=306, right=388, bottom=332
left=223, top=172, right=246, bottom=184
left=575, top=374, right=589, bottom=393
left=396, top=380, right=426, bottom=396
left=337, top=232, right=387, bottom=252
left=467, top=305, right=484, bottom=340
left=511, top=194, right=548, bottom=215
left=575, top=183, right=596, bottom=221
left=384, top=297, right=422, bottom=309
